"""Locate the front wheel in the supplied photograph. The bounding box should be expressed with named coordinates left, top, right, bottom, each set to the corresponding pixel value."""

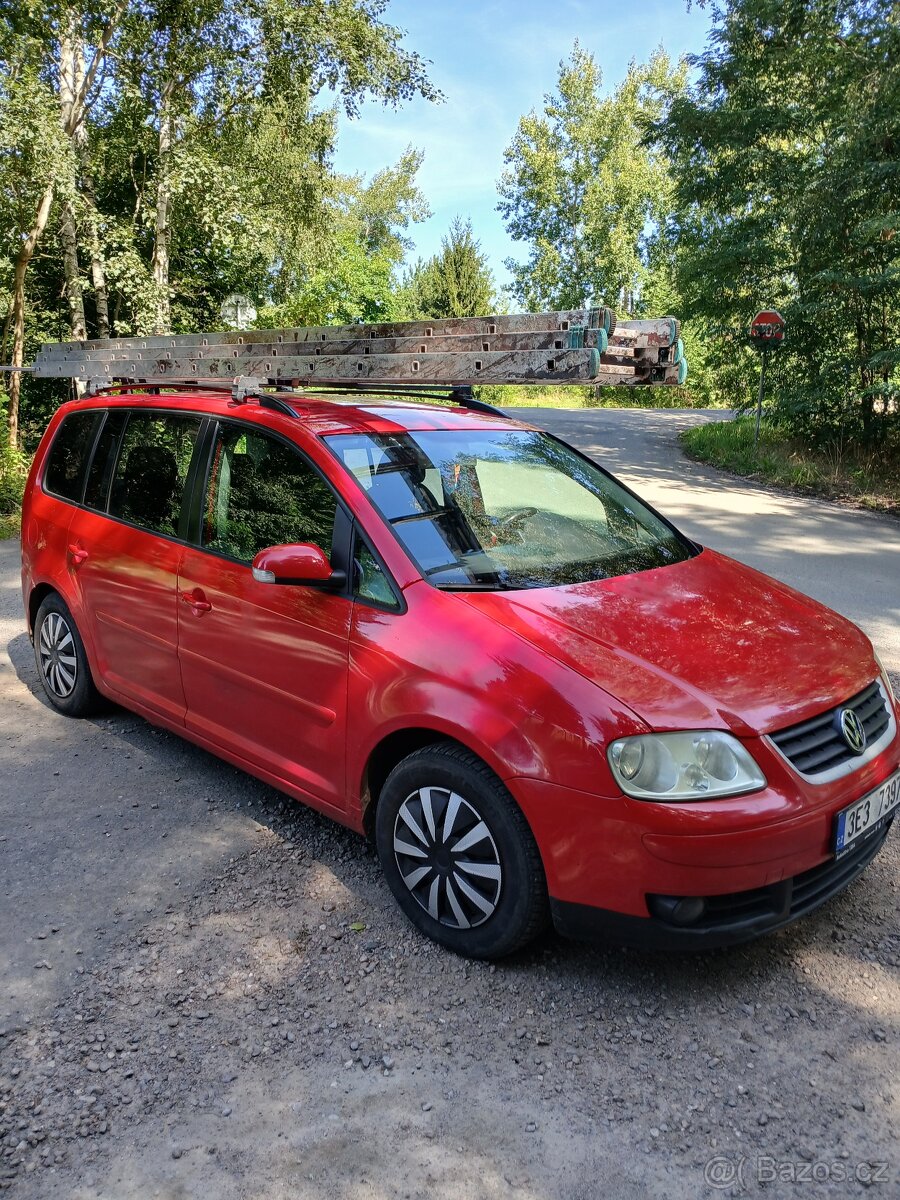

left=375, top=744, right=549, bottom=959
left=33, top=594, right=102, bottom=717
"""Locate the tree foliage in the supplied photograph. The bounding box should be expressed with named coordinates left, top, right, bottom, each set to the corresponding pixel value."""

left=656, top=0, right=900, bottom=444
left=0, top=0, right=438, bottom=444
left=260, top=149, right=430, bottom=326
left=497, top=44, right=687, bottom=311
left=398, top=217, right=496, bottom=318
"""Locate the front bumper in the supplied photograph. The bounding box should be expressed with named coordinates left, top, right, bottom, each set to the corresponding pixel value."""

left=550, top=819, right=893, bottom=950
left=509, top=727, right=900, bottom=949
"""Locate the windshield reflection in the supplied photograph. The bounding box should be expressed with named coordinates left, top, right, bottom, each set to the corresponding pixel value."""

left=326, top=428, right=694, bottom=590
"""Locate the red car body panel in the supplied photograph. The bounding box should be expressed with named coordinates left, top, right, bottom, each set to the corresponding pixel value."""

left=67, top=509, right=187, bottom=724
left=456, top=551, right=877, bottom=736
left=511, top=722, right=900, bottom=916
left=177, top=544, right=352, bottom=812
left=20, top=390, right=900, bottom=948
left=344, top=576, right=649, bottom=812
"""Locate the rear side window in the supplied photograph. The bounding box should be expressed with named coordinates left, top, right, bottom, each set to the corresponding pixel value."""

left=43, top=412, right=102, bottom=502
left=108, top=412, right=203, bottom=537
left=202, top=424, right=337, bottom=562
left=84, top=410, right=128, bottom=511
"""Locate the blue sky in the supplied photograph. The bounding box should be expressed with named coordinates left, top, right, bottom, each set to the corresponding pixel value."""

left=332, top=0, right=714, bottom=291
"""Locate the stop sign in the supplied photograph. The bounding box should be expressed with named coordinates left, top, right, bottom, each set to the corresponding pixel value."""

left=750, top=309, right=785, bottom=349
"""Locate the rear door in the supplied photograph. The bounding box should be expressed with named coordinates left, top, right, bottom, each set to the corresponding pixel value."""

left=24, top=409, right=105, bottom=622
left=67, top=408, right=206, bottom=724
left=177, top=420, right=352, bottom=813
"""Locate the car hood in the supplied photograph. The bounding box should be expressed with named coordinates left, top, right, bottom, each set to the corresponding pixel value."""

left=456, top=548, right=876, bottom=735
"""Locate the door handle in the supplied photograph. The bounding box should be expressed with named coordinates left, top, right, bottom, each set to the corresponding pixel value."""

left=179, top=589, right=212, bottom=615
left=68, top=544, right=89, bottom=566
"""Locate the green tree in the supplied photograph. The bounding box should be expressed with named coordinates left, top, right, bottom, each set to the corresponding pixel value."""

left=497, top=43, right=687, bottom=311
left=0, top=0, right=127, bottom=445
left=115, top=0, right=440, bottom=333
left=656, top=0, right=900, bottom=443
left=398, top=217, right=496, bottom=318
left=259, top=148, right=430, bottom=326
left=0, top=1, right=440, bottom=445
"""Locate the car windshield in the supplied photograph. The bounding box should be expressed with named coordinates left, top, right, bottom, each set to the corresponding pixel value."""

left=325, top=427, right=694, bottom=590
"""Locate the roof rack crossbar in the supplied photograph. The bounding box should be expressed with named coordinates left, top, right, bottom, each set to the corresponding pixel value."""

left=255, top=393, right=299, bottom=418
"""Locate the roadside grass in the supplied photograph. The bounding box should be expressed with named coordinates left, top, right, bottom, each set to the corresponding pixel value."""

left=0, top=513, right=20, bottom=540
left=681, top=416, right=900, bottom=514
left=477, top=384, right=710, bottom=409
left=0, top=445, right=27, bottom=540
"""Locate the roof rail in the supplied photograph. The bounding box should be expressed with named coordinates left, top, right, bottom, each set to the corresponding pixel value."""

left=88, top=380, right=234, bottom=397
left=28, top=309, right=686, bottom=392
left=292, top=381, right=509, bottom=418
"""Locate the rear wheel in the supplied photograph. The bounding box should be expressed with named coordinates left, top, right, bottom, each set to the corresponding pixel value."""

left=375, top=743, right=549, bottom=959
left=33, top=594, right=101, bottom=717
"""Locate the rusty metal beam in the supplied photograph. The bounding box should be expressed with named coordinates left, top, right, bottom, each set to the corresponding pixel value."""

left=30, top=309, right=684, bottom=390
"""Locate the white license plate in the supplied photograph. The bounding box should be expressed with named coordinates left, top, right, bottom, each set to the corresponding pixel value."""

left=834, top=768, right=900, bottom=858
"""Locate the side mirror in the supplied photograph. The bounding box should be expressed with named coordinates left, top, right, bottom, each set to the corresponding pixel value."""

left=251, top=543, right=346, bottom=589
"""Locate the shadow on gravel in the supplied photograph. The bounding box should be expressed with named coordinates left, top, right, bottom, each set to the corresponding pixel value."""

left=5, top=626, right=898, bottom=1003
left=4, top=587, right=899, bottom=1199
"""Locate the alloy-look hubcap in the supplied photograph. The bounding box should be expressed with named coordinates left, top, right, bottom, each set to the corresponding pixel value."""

left=393, top=787, right=502, bottom=929
left=39, top=612, right=78, bottom=698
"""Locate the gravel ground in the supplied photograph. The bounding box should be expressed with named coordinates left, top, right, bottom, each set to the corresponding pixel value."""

left=1, top=790, right=898, bottom=1200
left=2, top=411, right=899, bottom=1199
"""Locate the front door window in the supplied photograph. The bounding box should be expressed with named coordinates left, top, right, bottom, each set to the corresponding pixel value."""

left=202, top=426, right=337, bottom=561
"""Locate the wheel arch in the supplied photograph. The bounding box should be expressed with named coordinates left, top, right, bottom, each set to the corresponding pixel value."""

left=357, top=717, right=546, bottom=840
left=360, top=726, right=456, bottom=836
left=27, top=582, right=57, bottom=639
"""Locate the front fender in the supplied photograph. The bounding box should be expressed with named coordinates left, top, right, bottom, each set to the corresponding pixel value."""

left=346, top=582, right=648, bottom=824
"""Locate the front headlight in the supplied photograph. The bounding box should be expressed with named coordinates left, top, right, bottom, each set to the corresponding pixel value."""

left=607, top=731, right=766, bottom=801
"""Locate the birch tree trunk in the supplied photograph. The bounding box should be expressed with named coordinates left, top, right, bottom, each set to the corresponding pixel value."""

left=150, top=84, right=174, bottom=335
left=58, top=15, right=88, bottom=341
left=58, top=19, right=113, bottom=341
left=8, top=183, right=55, bottom=447
left=60, top=203, right=88, bottom=341
left=86, top=192, right=111, bottom=338
left=75, top=40, right=111, bottom=338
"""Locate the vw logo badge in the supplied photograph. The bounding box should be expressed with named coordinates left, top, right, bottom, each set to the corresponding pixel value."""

left=838, top=708, right=867, bottom=755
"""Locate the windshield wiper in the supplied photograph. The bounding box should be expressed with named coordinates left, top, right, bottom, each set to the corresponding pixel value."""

left=435, top=580, right=518, bottom=592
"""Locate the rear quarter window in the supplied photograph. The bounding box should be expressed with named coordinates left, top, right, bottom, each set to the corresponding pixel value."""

left=43, top=411, right=103, bottom=502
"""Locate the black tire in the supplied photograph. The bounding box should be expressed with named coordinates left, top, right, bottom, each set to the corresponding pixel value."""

left=33, top=593, right=102, bottom=718
left=375, top=743, right=549, bottom=959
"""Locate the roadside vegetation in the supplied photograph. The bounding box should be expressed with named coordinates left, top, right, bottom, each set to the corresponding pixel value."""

left=477, top=385, right=715, bottom=410
left=681, top=417, right=900, bottom=515
left=1, top=1, right=897, bottom=510
left=0, top=442, right=26, bottom=537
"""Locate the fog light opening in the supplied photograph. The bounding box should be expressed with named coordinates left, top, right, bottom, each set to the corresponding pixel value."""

left=648, top=894, right=707, bottom=927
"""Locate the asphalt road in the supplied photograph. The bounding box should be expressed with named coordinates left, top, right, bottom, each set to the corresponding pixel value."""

left=1, top=408, right=898, bottom=1200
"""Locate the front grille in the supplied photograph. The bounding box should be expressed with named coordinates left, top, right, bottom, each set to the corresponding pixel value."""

left=769, top=680, right=891, bottom=777
left=790, top=828, right=888, bottom=916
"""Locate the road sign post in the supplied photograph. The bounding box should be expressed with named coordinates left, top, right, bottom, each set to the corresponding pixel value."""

left=749, top=309, right=785, bottom=451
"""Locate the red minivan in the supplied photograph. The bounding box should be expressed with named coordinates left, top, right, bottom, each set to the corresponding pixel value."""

left=20, top=389, right=900, bottom=957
